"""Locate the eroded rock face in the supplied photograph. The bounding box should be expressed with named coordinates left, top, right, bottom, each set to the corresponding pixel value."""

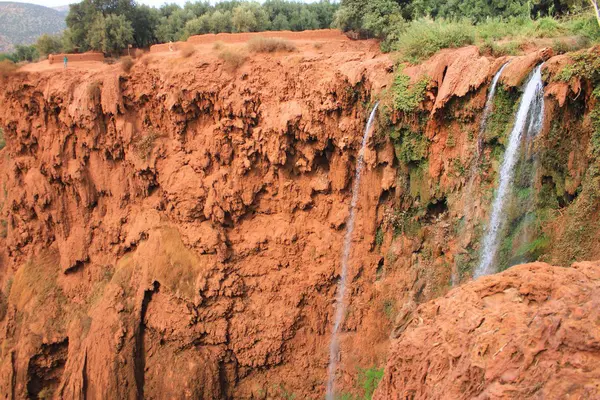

left=0, top=38, right=598, bottom=400
left=375, top=261, right=600, bottom=400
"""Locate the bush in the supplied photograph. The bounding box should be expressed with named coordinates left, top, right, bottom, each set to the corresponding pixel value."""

left=87, top=81, right=102, bottom=103
left=218, top=50, right=247, bottom=71
left=213, top=41, right=225, bottom=50
left=395, top=19, right=475, bottom=63
left=391, top=66, right=429, bottom=112
left=179, top=43, right=196, bottom=58
left=247, top=37, right=296, bottom=53
left=0, top=60, right=17, bottom=77
left=120, top=56, right=134, bottom=73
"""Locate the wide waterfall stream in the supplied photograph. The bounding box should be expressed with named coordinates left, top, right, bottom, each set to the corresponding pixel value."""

left=326, top=102, right=379, bottom=399
left=475, top=65, right=545, bottom=278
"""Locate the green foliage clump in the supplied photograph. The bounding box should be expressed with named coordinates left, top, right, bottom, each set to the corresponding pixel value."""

left=484, top=86, right=519, bottom=145
left=394, top=19, right=476, bottom=63
left=390, top=128, right=429, bottom=164
left=87, top=14, right=135, bottom=56
left=391, top=67, right=429, bottom=112
left=375, top=227, right=384, bottom=247
left=359, top=367, right=384, bottom=400
left=556, top=52, right=600, bottom=82
left=0, top=128, right=5, bottom=150
left=35, top=34, right=63, bottom=58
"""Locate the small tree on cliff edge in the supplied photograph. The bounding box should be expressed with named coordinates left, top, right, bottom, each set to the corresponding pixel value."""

left=87, top=14, right=134, bottom=56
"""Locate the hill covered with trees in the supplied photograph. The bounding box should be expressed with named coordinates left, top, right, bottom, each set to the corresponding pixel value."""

left=0, top=2, right=66, bottom=52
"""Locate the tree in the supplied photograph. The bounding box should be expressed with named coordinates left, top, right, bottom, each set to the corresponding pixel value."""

left=13, top=45, right=39, bottom=62
left=209, top=10, right=233, bottom=33
left=272, top=13, right=291, bottom=30
left=87, top=14, right=134, bottom=55
left=232, top=2, right=270, bottom=32
left=184, top=14, right=212, bottom=38
left=36, top=34, right=63, bottom=57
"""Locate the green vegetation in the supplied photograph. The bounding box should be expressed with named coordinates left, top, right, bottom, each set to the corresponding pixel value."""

left=338, top=367, right=384, bottom=400
left=335, top=0, right=600, bottom=58
left=391, top=67, right=429, bottom=112
left=390, top=128, right=429, bottom=164
left=0, top=128, right=5, bottom=150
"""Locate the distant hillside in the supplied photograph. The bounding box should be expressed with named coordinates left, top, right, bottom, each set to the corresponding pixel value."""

left=0, top=2, right=66, bottom=52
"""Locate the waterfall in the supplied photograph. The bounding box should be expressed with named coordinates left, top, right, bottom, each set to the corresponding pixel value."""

left=454, top=63, right=508, bottom=286
left=478, top=62, right=509, bottom=156
left=474, top=65, right=545, bottom=278
left=326, top=102, right=379, bottom=400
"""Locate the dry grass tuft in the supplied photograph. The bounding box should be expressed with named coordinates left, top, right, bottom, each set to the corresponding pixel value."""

left=134, top=130, right=160, bottom=159
left=218, top=50, right=247, bottom=71
left=247, top=37, right=297, bottom=53
left=140, top=54, right=153, bottom=66
left=213, top=41, right=225, bottom=51
left=87, top=80, right=102, bottom=103
left=120, top=56, right=134, bottom=73
left=180, top=43, right=196, bottom=58
left=313, top=42, right=324, bottom=50
left=0, top=60, right=17, bottom=77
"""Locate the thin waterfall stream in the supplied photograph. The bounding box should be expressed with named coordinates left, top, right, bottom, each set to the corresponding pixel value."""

left=474, top=65, right=545, bottom=278
left=326, top=102, right=379, bottom=400
left=454, top=63, right=509, bottom=285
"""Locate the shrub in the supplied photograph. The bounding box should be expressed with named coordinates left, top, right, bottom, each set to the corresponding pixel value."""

left=180, top=43, right=196, bottom=58
left=213, top=41, right=225, bottom=51
left=87, top=81, right=101, bottom=103
left=0, top=60, right=17, bottom=77
left=391, top=66, right=429, bottom=112
left=247, top=37, right=296, bottom=53
left=359, top=367, right=384, bottom=400
left=218, top=50, right=247, bottom=71
left=395, top=19, right=475, bottom=63
left=120, top=56, right=134, bottom=73
left=134, top=131, right=160, bottom=160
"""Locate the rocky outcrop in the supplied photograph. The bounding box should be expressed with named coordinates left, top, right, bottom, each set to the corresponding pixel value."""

left=374, top=261, right=600, bottom=400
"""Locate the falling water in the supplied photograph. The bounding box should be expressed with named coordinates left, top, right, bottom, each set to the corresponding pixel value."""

left=454, top=63, right=509, bottom=286
left=326, top=102, right=379, bottom=399
left=477, top=62, right=510, bottom=156
left=474, top=65, right=545, bottom=278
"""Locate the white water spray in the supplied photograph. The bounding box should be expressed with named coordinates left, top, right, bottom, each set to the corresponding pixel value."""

left=478, top=62, right=509, bottom=156
left=474, top=65, right=545, bottom=278
left=326, top=102, right=379, bottom=399
left=454, top=63, right=509, bottom=286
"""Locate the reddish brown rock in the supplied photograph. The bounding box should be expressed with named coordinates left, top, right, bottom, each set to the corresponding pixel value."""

left=375, top=261, right=600, bottom=400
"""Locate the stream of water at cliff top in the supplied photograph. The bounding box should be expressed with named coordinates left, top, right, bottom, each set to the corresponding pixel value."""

left=474, top=65, right=545, bottom=278
left=326, top=102, right=379, bottom=399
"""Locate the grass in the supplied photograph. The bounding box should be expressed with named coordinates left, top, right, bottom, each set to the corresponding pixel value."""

left=390, top=14, right=600, bottom=63
left=393, top=19, right=475, bottom=63
left=87, top=80, right=101, bottom=104
left=218, top=50, right=247, bottom=71
left=134, top=131, right=160, bottom=160
left=120, top=56, right=134, bottom=73
left=0, top=60, right=17, bottom=77
left=179, top=43, right=196, bottom=58
left=247, top=37, right=297, bottom=53
left=212, top=41, right=225, bottom=50
left=0, top=127, right=5, bottom=150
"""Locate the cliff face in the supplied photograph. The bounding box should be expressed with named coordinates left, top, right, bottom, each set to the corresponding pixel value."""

left=0, top=40, right=396, bottom=399
left=0, top=38, right=599, bottom=399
